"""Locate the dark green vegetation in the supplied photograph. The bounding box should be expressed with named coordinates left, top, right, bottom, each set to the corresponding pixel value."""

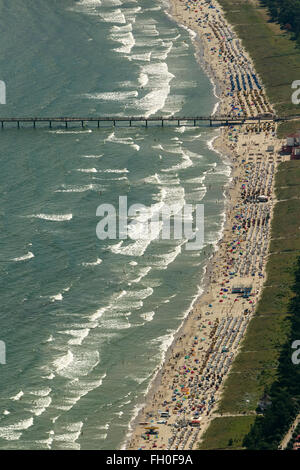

left=199, top=161, right=300, bottom=449
left=261, top=0, right=300, bottom=44
left=198, top=416, right=256, bottom=450
left=217, top=0, right=300, bottom=135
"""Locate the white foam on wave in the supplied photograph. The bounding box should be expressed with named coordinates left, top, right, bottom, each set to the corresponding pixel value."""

left=186, top=176, right=206, bottom=184
left=94, top=175, right=128, bottom=182
left=49, top=130, right=92, bottom=135
left=131, top=266, right=151, bottom=283
left=53, top=350, right=74, bottom=373
left=125, top=287, right=153, bottom=301
left=52, top=421, right=83, bottom=445
left=151, top=332, right=175, bottom=355
left=144, top=5, right=161, bottom=11
left=140, top=311, right=155, bottom=322
left=154, top=243, right=184, bottom=270
left=98, top=164, right=129, bottom=173
left=151, top=41, right=173, bottom=61
left=102, top=0, right=122, bottom=5
left=161, top=148, right=193, bottom=172
left=175, top=21, right=197, bottom=40
left=49, top=293, right=63, bottom=302
left=128, top=52, right=151, bottom=62
left=110, top=25, right=135, bottom=54
left=109, top=167, right=186, bottom=257
left=89, top=290, right=127, bottom=321
left=44, top=373, right=55, bottom=380
left=109, top=198, right=164, bottom=257
left=111, top=23, right=132, bottom=33
left=136, top=22, right=159, bottom=37
left=58, top=329, right=90, bottom=346
left=100, top=9, right=126, bottom=24
left=77, top=0, right=102, bottom=6
left=55, top=349, right=100, bottom=379
left=84, top=90, right=138, bottom=101
left=76, top=168, right=98, bottom=173
left=54, top=374, right=106, bottom=417
left=0, top=418, right=34, bottom=441
left=189, top=187, right=207, bottom=201
left=101, top=317, right=131, bottom=330
left=10, top=391, right=24, bottom=401
left=212, top=166, right=232, bottom=177
left=90, top=307, right=107, bottom=322
left=152, top=143, right=164, bottom=150
left=29, top=396, right=52, bottom=417
left=134, top=36, right=162, bottom=48
left=105, top=132, right=140, bottom=151
left=11, top=251, right=34, bottom=262
left=82, top=258, right=102, bottom=267
left=138, top=72, right=149, bottom=88
left=29, top=387, right=51, bottom=397
left=135, top=63, right=174, bottom=117
left=27, top=213, right=73, bottom=221
left=143, top=173, right=161, bottom=184
left=55, top=184, right=101, bottom=193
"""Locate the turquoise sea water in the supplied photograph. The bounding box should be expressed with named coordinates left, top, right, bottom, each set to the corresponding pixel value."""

left=0, top=0, right=230, bottom=449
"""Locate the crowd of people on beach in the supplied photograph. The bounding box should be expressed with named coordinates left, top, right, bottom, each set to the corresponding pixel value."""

left=180, top=0, right=274, bottom=118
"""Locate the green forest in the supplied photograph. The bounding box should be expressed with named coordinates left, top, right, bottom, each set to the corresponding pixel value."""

left=243, top=257, right=300, bottom=449
left=261, top=0, right=300, bottom=42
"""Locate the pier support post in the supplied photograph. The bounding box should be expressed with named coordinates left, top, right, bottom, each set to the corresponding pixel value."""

left=145, top=120, right=148, bottom=128
left=209, top=119, right=212, bottom=127
left=194, top=119, right=196, bottom=126
left=65, top=122, right=68, bottom=129
left=49, top=121, right=52, bottom=128
left=81, top=121, right=84, bottom=128
left=178, top=120, right=180, bottom=126
left=17, top=121, right=20, bottom=129
left=1, top=121, right=3, bottom=129
left=33, top=121, right=36, bottom=129
left=113, top=120, right=116, bottom=127
left=129, top=120, right=131, bottom=127
left=162, top=120, right=164, bottom=127
left=98, top=121, right=99, bottom=128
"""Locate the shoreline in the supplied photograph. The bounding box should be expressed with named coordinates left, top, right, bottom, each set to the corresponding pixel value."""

left=125, top=0, right=286, bottom=450
left=122, top=1, right=234, bottom=448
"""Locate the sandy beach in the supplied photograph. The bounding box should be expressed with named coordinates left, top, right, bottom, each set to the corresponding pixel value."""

left=126, top=0, right=289, bottom=450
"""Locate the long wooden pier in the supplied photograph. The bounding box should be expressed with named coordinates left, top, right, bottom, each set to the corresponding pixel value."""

left=0, top=114, right=298, bottom=129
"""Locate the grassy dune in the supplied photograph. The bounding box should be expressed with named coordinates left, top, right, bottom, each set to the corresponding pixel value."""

left=199, top=416, right=256, bottom=450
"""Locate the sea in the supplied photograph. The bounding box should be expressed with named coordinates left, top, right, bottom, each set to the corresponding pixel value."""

left=0, top=0, right=231, bottom=449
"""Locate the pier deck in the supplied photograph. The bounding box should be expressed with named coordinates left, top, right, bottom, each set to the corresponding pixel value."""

left=0, top=114, right=298, bottom=129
